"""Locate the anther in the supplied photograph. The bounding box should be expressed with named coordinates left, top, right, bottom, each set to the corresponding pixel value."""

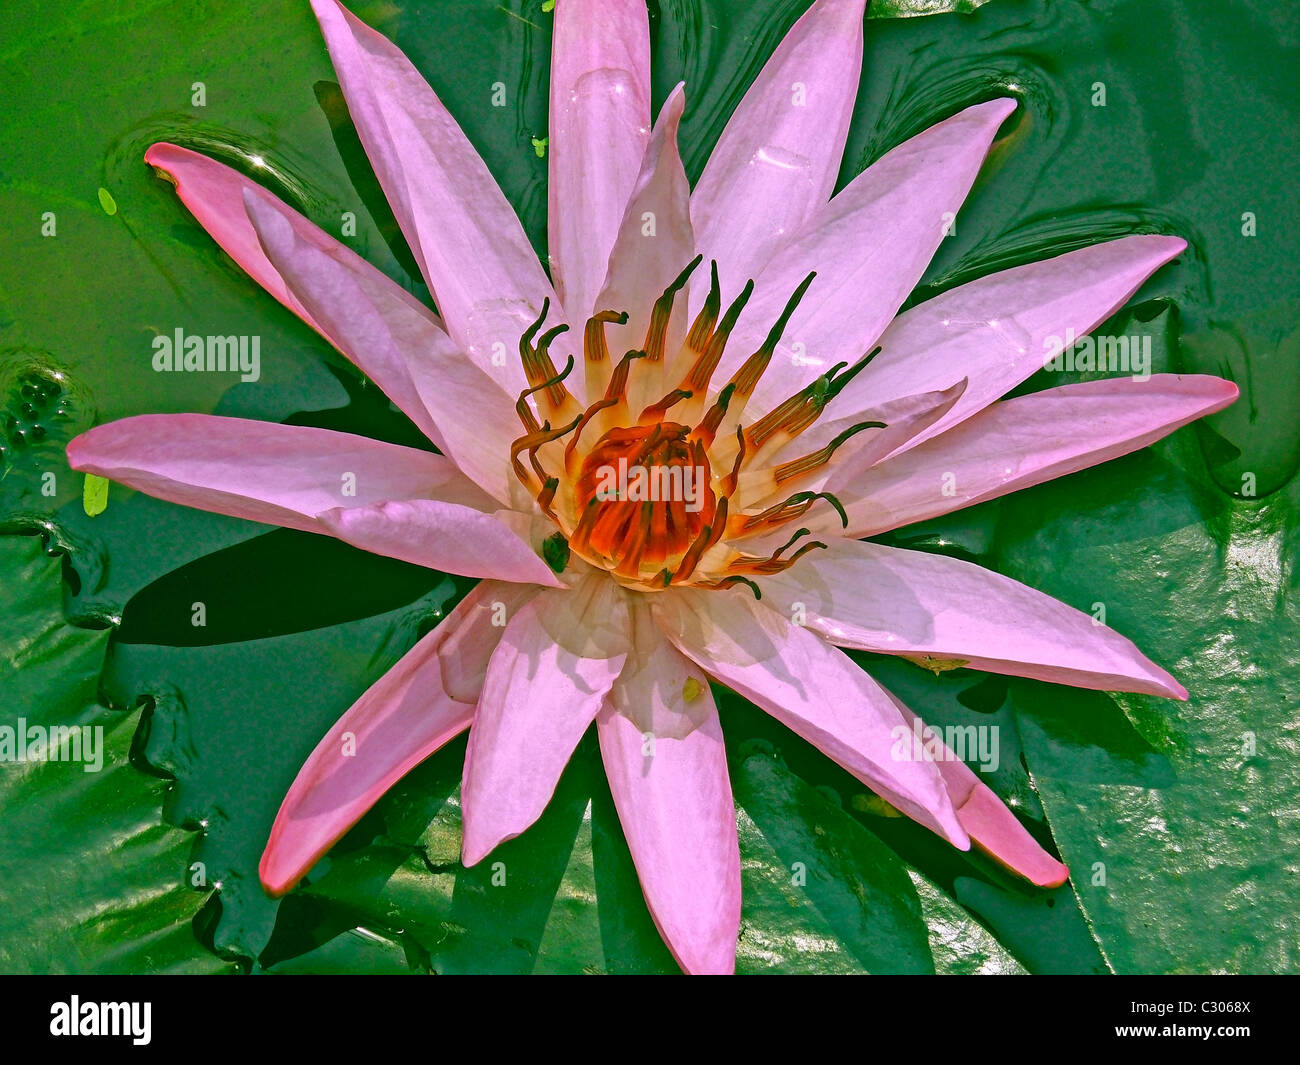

left=639, top=388, right=693, bottom=424
left=685, top=260, right=722, bottom=353
left=769, top=419, right=886, bottom=486
left=584, top=310, right=629, bottom=364
left=728, top=271, right=816, bottom=401
left=643, top=255, right=703, bottom=363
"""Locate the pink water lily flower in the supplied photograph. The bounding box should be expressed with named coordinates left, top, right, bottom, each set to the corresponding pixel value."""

left=68, top=0, right=1237, bottom=974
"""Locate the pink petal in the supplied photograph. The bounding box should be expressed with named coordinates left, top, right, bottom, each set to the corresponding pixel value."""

left=143, top=143, right=460, bottom=448
left=610, top=598, right=716, bottom=741
left=736, top=382, right=967, bottom=508
left=260, top=581, right=535, bottom=895
left=143, top=143, right=334, bottom=337
left=460, top=577, right=631, bottom=864
left=66, top=414, right=491, bottom=534
left=951, top=780, right=1070, bottom=889
left=243, top=186, right=518, bottom=503
left=598, top=701, right=740, bottom=975
left=719, top=98, right=1017, bottom=412
left=761, top=539, right=1186, bottom=698
left=819, top=375, right=1240, bottom=539
left=690, top=0, right=868, bottom=304
left=812, top=381, right=968, bottom=489
left=317, top=498, right=563, bottom=586
left=884, top=693, right=1068, bottom=889
left=800, top=235, right=1189, bottom=455
left=653, top=589, right=967, bottom=848
left=548, top=0, right=651, bottom=323
left=310, top=0, right=564, bottom=393
left=595, top=83, right=695, bottom=409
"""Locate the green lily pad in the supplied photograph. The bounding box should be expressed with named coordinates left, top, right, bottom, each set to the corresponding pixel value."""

left=995, top=413, right=1299, bottom=974
left=299, top=733, right=1022, bottom=974
left=0, top=534, right=231, bottom=974
left=732, top=752, right=1025, bottom=974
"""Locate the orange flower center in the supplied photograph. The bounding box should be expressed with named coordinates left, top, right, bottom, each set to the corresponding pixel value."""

left=509, top=258, right=884, bottom=593
left=573, top=422, right=716, bottom=579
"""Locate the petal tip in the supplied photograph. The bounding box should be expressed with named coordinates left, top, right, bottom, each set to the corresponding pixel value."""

left=1034, top=860, right=1071, bottom=890
left=239, top=182, right=274, bottom=219
left=957, top=787, right=1070, bottom=888
left=537, top=569, right=569, bottom=589
left=934, top=806, right=972, bottom=851
left=1211, top=377, right=1241, bottom=407
left=460, top=837, right=490, bottom=868
left=1176, top=374, right=1240, bottom=417
left=1127, top=231, right=1189, bottom=266
left=1140, top=660, right=1190, bottom=701
left=142, top=142, right=190, bottom=187
left=988, top=95, right=1019, bottom=122
left=64, top=421, right=121, bottom=473
left=64, top=432, right=88, bottom=470
left=257, top=850, right=301, bottom=899
left=1158, top=233, right=1189, bottom=256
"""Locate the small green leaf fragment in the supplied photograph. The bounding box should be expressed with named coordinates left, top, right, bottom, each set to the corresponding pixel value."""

left=901, top=652, right=970, bottom=675
left=542, top=531, right=569, bottom=574
left=82, top=474, right=109, bottom=516
left=542, top=0, right=555, bottom=11
left=531, top=136, right=548, bottom=159
left=97, top=187, right=117, bottom=215
left=852, top=793, right=903, bottom=818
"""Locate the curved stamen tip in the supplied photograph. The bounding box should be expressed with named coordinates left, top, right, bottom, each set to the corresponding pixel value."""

left=811, top=362, right=849, bottom=403
left=790, top=490, right=848, bottom=528
left=771, top=527, right=813, bottom=559
left=671, top=253, right=705, bottom=290
left=828, top=419, right=887, bottom=451
left=760, top=271, right=817, bottom=353
left=549, top=353, right=576, bottom=385
left=819, top=492, right=849, bottom=528
left=722, top=575, right=762, bottom=600
left=539, top=322, right=570, bottom=348
left=824, top=345, right=882, bottom=402
left=522, top=297, right=552, bottom=345
left=517, top=352, right=577, bottom=405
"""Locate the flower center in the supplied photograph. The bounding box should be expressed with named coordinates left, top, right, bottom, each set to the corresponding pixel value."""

left=573, top=422, right=715, bottom=579
left=509, top=258, right=884, bottom=593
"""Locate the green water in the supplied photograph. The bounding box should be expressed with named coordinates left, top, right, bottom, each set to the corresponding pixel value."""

left=0, top=0, right=1296, bottom=973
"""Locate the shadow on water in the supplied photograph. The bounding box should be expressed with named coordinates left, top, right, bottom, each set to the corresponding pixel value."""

left=116, top=528, right=456, bottom=646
